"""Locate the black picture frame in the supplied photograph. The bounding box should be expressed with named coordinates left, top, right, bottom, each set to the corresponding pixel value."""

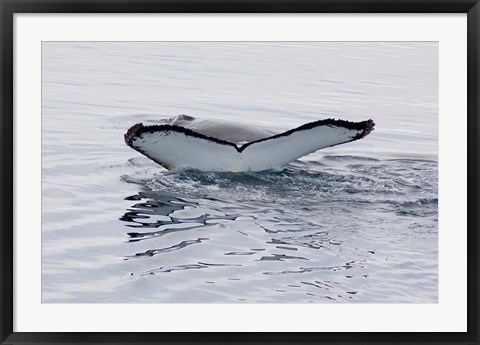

left=1, top=1, right=478, bottom=344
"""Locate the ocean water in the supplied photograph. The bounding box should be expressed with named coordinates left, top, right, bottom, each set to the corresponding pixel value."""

left=42, top=42, right=438, bottom=303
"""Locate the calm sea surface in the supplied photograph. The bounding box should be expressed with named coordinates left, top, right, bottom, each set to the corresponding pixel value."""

left=42, top=42, right=438, bottom=303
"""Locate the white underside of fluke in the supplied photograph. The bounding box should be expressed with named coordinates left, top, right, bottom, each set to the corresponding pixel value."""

left=126, top=116, right=374, bottom=172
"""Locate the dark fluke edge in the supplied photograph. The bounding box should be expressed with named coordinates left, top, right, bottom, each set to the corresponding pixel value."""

left=125, top=118, right=375, bottom=154
left=124, top=116, right=375, bottom=171
left=125, top=122, right=241, bottom=152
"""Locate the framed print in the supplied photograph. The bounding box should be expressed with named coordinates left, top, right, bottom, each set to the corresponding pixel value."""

left=1, top=1, right=479, bottom=344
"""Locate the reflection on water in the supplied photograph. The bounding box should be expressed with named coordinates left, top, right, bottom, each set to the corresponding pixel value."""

left=122, top=194, right=240, bottom=242
left=114, top=158, right=437, bottom=303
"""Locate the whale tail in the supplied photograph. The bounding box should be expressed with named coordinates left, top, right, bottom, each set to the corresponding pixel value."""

left=125, top=118, right=375, bottom=172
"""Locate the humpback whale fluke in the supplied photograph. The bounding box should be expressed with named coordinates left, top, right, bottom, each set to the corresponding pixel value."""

left=125, top=115, right=375, bottom=172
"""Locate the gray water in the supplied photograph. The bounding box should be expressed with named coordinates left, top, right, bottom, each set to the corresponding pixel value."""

left=42, top=42, right=438, bottom=303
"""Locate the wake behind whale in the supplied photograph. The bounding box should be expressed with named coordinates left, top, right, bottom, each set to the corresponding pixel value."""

left=125, top=115, right=375, bottom=172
